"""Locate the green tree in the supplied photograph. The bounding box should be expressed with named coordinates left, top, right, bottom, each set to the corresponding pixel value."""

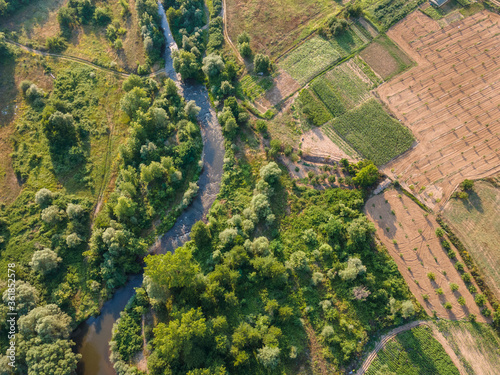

left=237, top=32, right=250, bottom=44
left=114, top=196, right=137, bottom=222
left=202, top=53, right=225, bottom=77
left=239, top=42, right=251, bottom=57
left=174, top=50, right=200, bottom=80
left=353, top=163, right=379, bottom=187
left=254, top=54, right=270, bottom=74
left=259, top=162, right=281, bottom=184
left=2, top=280, right=39, bottom=315
left=256, top=346, right=280, bottom=369
left=460, top=179, right=474, bottom=191
left=43, top=111, right=77, bottom=147
left=25, top=339, right=80, bottom=375
left=191, top=221, right=212, bottom=251
left=19, top=304, right=72, bottom=341
left=30, top=248, right=62, bottom=275
left=339, top=257, right=366, bottom=281
left=120, top=87, right=150, bottom=119
left=34, top=188, right=53, bottom=207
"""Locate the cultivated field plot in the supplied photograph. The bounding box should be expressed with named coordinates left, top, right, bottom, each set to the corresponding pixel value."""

left=365, top=189, right=489, bottom=322
left=360, top=34, right=413, bottom=80
left=225, top=0, right=334, bottom=58
left=323, top=99, right=414, bottom=166
left=298, top=88, right=333, bottom=127
left=279, top=31, right=365, bottom=86
left=435, top=320, right=500, bottom=375
left=364, top=0, right=426, bottom=30
left=379, top=10, right=500, bottom=209
left=365, top=326, right=459, bottom=375
left=443, top=179, right=500, bottom=300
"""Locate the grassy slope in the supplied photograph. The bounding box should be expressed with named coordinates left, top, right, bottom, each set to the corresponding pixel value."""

left=442, top=179, right=500, bottom=300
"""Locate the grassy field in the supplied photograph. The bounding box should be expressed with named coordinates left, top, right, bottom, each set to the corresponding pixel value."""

left=279, top=29, right=365, bottom=86
left=0, top=52, right=127, bottom=278
left=323, top=99, right=414, bottom=166
left=366, top=326, right=459, bottom=375
left=226, top=0, right=335, bottom=58
left=443, top=178, right=500, bottom=300
left=1, top=0, right=147, bottom=72
left=310, top=58, right=375, bottom=116
left=435, top=320, right=500, bottom=375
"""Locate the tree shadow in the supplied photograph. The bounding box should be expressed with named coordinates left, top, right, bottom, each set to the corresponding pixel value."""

left=461, top=190, right=483, bottom=214
left=0, top=56, right=18, bottom=127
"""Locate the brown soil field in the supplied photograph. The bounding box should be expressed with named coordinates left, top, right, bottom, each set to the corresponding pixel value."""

left=365, top=188, right=489, bottom=322
left=300, top=127, right=352, bottom=161
left=378, top=10, right=500, bottom=210
left=225, top=0, right=334, bottom=58
left=442, top=178, right=500, bottom=300
left=255, top=70, right=301, bottom=110
left=360, top=42, right=399, bottom=80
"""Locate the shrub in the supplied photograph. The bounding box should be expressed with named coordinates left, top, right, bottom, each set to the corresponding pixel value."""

left=481, top=308, right=491, bottom=317
left=255, top=120, right=267, bottom=133
left=339, top=257, right=366, bottom=281
left=475, top=294, right=486, bottom=307
left=461, top=273, right=471, bottom=283
left=35, top=188, right=53, bottom=206
left=454, top=262, right=464, bottom=272
left=443, top=302, right=452, bottom=309
left=93, top=7, right=112, bottom=26
left=41, top=205, right=64, bottom=224
left=66, top=203, right=84, bottom=219
left=468, top=284, right=477, bottom=294
left=422, top=294, right=429, bottom=300
left=237, top=32, right=250, bottom=45
left=239, top=42, right=251, bottom=57
left=435, top=228, right=444, bottom=238
left=457, top=296, right=466, bottom=306
left=460, top=179, right=474, bottom=191
left=427, top=272, right=436, bottom=281
left=260, top=162, right=281, bottom=184
left=449, top=283, right=459, bottom=292
left=256, top=346, right=280, bottom=369
left=436, top=288, right=443, bottom=295
left=46, top=36, right=68, bottom=52
left=66, top=233, right=82, bottom=248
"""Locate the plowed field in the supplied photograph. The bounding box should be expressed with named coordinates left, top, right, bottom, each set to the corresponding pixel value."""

left=365, top=189, right=489, bottom=322
left=378, top=11, right=500, bottom=209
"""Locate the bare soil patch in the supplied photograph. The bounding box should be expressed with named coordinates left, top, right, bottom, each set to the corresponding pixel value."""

left=255, top=70, right=300, bottom=110
left=301, top=127, right=353, bottom=161
left=378, top=10, right=500, bottom=210
left=442, top=179, right=500, bottom=300
left=359, top=42, right=399, bottom=80
left=225, top=0, right=334, bottom=58
left=365, top=188, right=489, bottom=322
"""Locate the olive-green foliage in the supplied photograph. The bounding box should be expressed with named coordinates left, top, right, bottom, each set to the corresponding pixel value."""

left=254, top=54, right=270, bottom=74
left=141, top=157, right=415, bottom=373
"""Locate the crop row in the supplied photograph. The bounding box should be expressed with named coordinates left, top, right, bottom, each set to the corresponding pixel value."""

left=298, top=89, right=333, bottom=127
left=324, top=99, right=414, bottom=165
left=366, top=326, right=460, bottom=375
left=310, top=79, right=346, bottom=117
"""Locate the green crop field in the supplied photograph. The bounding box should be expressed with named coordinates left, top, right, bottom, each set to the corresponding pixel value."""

left=310, top=80, right=346, bottom=117
left=238, top=73, right=274, bottom=101
left=323, top=99, right=414, bottom=165
left=279, top=29, right=365, bottom=86
left=298, top=88, right=333, bottom=127
left=323, top=61, right=374, bottom=109
left=366, top=326, right=460, bottom=375
left=364, top=0, right=426, bottom=30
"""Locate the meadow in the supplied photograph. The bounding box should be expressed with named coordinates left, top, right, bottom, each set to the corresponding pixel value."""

left=323, top=99, right=414, bottom=166
left=366, top=326, right=459, bottom=375
left=298, top=88, right=333, bottom=127
left=443, top=178, right=500, bottom=300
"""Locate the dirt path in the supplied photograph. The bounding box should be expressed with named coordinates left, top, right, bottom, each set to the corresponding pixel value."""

left=356, top=321, right=467, bottom=375
left=222, top=0, right=244, bottom=64
left=6, top=40, right=165, bottom=78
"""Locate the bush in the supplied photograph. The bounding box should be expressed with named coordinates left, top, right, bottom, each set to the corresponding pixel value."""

left=427, top=272, right=435, bottom=281
left=46, top=36, right=68, bottom=52
left=93, top=7, right=112, bottom=26
left=449, top=283, right=459, bottom=292
left=443, top=302, right=452, bottom=310
left=255, top=120, right=267, bottom=133
left=435, top=227, right=444, bottom=238
left=454, top=262, right=464, bottom=272
left=237, top=32, right=250, bottom=45
left=35, top=188, right=53, bottom=206
left=239, top=42, right=251, bottom=57
left=41, top=205, right=64, bottom=224
left=457, top=296, right=466, bottom=306
left=461, top=273, right=471, bottom=283
left=475, top=294, right=486, bottom=307
left=460, top=179, right=474, bottom=191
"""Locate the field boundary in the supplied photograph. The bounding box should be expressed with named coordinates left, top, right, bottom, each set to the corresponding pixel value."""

left=356, top=321, right=429, bottom=375
left=356, top=321, right=467, bottom=375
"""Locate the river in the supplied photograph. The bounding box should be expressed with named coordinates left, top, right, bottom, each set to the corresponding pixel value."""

left=73, top=3, right=224, bottom=374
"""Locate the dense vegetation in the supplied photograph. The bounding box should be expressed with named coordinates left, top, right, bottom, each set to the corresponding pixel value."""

left=0, top=0, right=29, bottom=16
left=0, top=62, right=203, bottom=372
left=113, top=153, right=419, bottom=374
left=366, top=326, right=459, bottom=375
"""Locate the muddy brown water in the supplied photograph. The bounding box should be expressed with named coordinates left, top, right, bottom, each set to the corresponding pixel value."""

left=73, top=3, right=224, bottom=374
